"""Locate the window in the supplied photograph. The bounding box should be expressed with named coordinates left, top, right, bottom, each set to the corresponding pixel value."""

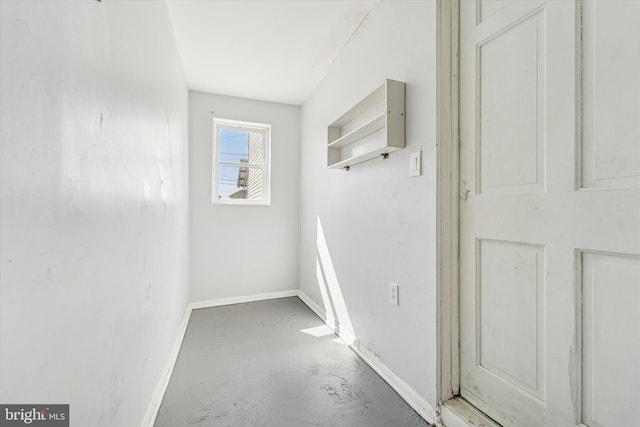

left=212, top=118, right=271, bottom=205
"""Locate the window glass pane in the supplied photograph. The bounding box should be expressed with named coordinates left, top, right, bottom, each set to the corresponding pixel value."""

left=218, top=127, right=263, bottom=165
left=247, top=130, right=264, bottom=166
left=217, top=165, right=263, bottom=201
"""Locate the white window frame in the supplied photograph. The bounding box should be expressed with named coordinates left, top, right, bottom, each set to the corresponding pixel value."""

left=212, top=117, right=271, bottom=205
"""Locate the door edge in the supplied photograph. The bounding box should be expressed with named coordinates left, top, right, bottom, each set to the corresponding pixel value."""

left=436, top=0, right=460, bottom=405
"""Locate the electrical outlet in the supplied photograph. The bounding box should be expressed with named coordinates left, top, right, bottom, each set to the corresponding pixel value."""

left=389, top=282, right=399, bottom=306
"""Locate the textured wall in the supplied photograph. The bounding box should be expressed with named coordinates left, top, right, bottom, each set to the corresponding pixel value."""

left=189, top=91, right=300, bottom=302
left=0, top=1, right=189, bottom=425
left=299, top=0, right=438, bottom=407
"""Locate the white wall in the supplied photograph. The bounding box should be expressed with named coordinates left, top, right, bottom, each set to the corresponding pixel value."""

left=0, top=1, right=189, bottom=426
left=299, top=0, right=438, bottom=408
left=189, top=91, right=299, bottom=302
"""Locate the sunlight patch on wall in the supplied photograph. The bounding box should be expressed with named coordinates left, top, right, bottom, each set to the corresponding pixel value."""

left=59, top=110, right=176, bottom=204
left=316, top=216, right=355, bottom=344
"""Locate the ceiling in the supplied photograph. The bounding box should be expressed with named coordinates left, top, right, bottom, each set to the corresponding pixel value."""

left=165, top=0, right=382, bottom=106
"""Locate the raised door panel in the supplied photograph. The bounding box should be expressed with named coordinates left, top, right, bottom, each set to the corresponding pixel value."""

left=582, top=251, right=640, bottom=426
left=460, top=1, right=640, bottom=426
left=477, top=0, right=511, bottom=24
left=478, top=240, right=545, bottom=399
left=581, top=1, right=640, bottom=189
left=478, top=11, right=545, bottom=194
left=459, top=1, right=578, bottom=426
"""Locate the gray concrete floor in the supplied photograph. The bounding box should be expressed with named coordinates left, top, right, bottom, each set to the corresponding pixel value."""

left=154, top=297, right=431, bottom=427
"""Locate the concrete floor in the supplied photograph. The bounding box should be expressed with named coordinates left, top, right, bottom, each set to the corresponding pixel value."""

left=154, top=297, right=431, bottom=426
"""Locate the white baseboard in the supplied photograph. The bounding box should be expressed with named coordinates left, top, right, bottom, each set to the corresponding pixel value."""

left=296, top=290, right=338, bottom=330
left=142, top=290, right=299, bottom=427
left=141, top=303, right=192, bottom=427
left=350, top=341, right=437, bottom=424
left=190, top=289, right=299, bottom=310
left=297, top=290, right=437, bottom=425
left=143, top=289, right=436, bottom=427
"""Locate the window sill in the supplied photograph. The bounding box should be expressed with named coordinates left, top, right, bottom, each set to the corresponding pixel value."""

left=212, top=199, right=271, bottom=206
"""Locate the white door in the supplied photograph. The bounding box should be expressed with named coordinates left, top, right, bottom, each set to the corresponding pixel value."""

left=459, top=0, right=640, bottom=426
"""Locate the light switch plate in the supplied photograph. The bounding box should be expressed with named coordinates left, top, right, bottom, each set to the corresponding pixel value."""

left=409, top=151, right=421, bottom=177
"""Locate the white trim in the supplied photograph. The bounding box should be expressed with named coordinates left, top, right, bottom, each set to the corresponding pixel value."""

left=212, top=117, right=273, bottom=130
left=143, top=289, right=438, bottom=426
left=436, top=0, right=460, bottom=408
left=349, top=338, right=438, bottom=425
left=142, top=290, right=299, bottom=426
left=190, top=289, right=299, bottom=310
left=141, top=304, right=192, bottom=427
left=212, top=117, right=271, bottom=205
left=296, top=289, right=349, bottom=338
left=435, top=2, right=509, bottom=426
left=297, top=290, right=438, bottom=425
left=440, top=398, right=501, bottom=427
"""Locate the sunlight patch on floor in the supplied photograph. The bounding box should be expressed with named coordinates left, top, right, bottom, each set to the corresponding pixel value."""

left=300, top=324, right=335, bottom=338
left=316, top=216, right=355, bottom=344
